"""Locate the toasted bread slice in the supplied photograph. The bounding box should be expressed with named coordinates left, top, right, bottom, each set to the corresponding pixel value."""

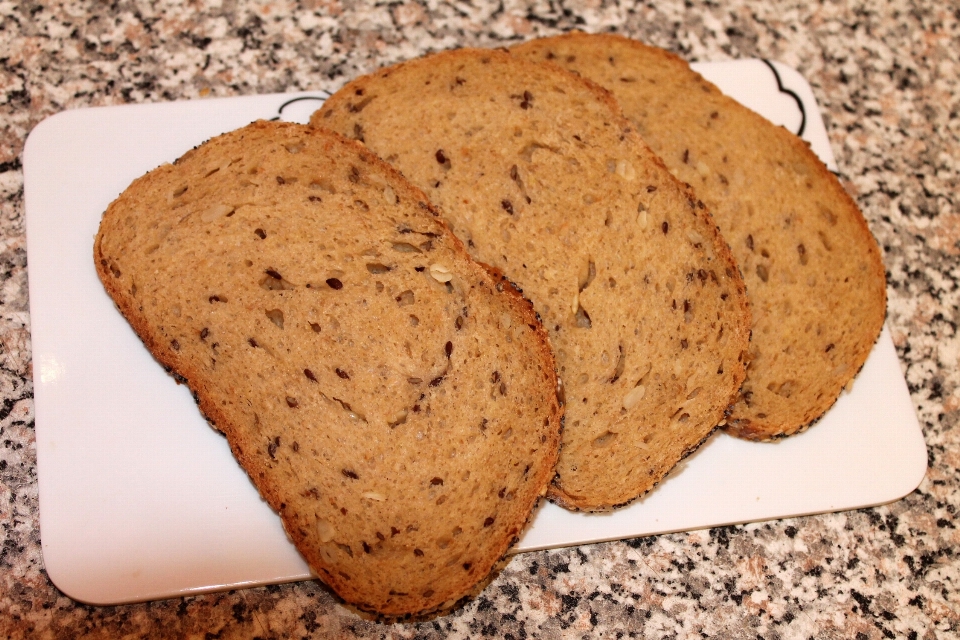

left=312, top=49, right=750, bottom=510
left=514, top=33, right=886, bottom=440
left=94, top=121, right=562, bottom=619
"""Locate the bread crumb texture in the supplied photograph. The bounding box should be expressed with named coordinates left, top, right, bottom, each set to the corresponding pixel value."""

left=313, top=49, right=751, bottom=511
left=93, top=121, right=562, bottom=620
left=513, top=33, right=887, bottom=441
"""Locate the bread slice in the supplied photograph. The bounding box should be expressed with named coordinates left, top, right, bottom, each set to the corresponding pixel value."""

left=312, top=49, right=751, bottom=510
left=94, top=121, right=562, bottom=619
left=514, top=33, right=887, bottom=440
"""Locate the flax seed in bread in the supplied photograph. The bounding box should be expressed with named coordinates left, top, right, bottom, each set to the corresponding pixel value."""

left=93, top=121, right=562, bottom=619
left=514, top=33, right=886, bottom=441
left=312, top=49, right=750, bottom=511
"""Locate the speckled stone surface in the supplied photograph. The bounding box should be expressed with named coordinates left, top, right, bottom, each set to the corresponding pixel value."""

left=2, top=1, right=959, bottom=638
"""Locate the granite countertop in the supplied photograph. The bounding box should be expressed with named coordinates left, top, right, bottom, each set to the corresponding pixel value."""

left=2, top=1, right=958, bottom=638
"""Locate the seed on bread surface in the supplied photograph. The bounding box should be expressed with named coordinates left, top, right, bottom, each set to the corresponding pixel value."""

left=429, top=263, right=454, bottom=282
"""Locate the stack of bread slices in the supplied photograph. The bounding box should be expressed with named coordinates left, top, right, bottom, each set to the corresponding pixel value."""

left=95, top=33, right=885, bottom=620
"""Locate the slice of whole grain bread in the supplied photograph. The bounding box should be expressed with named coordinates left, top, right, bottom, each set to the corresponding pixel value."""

left=312, top=49, right=751, bottom=511
left=94, top=121, right=562, bottom=619
left=513, top=33, right=887, bottom=441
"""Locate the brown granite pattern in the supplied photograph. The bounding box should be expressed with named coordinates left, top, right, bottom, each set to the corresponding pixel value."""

left=2, top=1, right=959, bottom=638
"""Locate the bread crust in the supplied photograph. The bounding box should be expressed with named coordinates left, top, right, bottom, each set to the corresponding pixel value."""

left=94, top=121, right=562, bottom=619
left=313, top=49, right=751, bottom=510
left=513, top=32, right=887, bottom=441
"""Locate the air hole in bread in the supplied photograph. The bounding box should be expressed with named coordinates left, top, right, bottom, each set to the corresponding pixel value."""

left=309, top=179, right=337, bottom=194
left=509, top=165, right=530, bottom=203
left=818, top=203, right=838, bottom=225
left=392, top=242, right=422, bottom=253
left=592, top=431, right=617, bottom=447
left=574, top=305, right=592, bottom=328
left=265, top=309, right=284, bottom=329
left=578, top=258, right=596, bottom=292
left=519, top=141, right=555, bottom=162
left=818, top=231, right=834, bottom=251
left=349, top=95, right=374, bottom=113
left=609, top=344, right=625, bottom=383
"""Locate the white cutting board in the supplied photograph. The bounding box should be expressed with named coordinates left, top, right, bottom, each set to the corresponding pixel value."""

left=24, top=60, right=926, bottom=605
